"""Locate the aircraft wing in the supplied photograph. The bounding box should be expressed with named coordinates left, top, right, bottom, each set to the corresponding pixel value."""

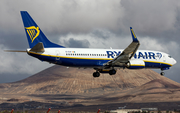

left=104, top=27, right=140, bottom=68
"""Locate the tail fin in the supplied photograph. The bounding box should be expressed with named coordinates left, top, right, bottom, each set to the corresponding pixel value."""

left=20, top=11, right=65, bottom=48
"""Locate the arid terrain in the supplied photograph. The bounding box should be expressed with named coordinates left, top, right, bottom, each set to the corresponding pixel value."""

left=0, top=66, right=180, bottom=110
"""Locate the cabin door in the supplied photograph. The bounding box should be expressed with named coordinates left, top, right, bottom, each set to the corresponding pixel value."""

left=56, top=50, right=60, bottom=60
left=163, top=55, right=166, bottom=62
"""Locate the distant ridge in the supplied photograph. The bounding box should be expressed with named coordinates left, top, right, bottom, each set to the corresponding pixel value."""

left=0, top=65, right=180, bottom=104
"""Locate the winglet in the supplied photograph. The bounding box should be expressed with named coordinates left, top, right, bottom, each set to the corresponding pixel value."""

left=130, top=27, right=139, bottom=42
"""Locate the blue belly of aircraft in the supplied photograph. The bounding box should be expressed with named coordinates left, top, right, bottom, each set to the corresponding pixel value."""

left=29, top=53, right=171, bottom=68
left=29, top=53, right=108, bottom=67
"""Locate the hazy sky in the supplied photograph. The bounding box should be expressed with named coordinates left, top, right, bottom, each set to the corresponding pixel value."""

left=0, top=0, right=180, bottom=83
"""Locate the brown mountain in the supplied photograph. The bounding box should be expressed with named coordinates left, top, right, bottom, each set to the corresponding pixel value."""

left=0, top=65, right=180, bottom=107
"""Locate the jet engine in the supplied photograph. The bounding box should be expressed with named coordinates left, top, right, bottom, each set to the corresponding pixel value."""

left=126, top=59, right=145, bottom=69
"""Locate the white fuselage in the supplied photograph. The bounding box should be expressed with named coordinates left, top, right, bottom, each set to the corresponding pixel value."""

left=27, top=48, right=176, bottom=69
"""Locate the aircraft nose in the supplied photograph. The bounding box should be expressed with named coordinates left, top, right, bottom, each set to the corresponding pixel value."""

left=172, top=58, right=177, bottom=65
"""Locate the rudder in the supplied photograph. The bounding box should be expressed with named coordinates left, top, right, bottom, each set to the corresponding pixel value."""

left=20, top=11, right=65, bottom=48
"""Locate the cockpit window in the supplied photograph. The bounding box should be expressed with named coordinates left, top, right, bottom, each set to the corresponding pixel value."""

left=168, top=55, right=172, bottom=58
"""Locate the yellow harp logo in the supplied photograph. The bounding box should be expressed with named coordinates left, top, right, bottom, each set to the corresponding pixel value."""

left=25, top=26, right=40, bottom=43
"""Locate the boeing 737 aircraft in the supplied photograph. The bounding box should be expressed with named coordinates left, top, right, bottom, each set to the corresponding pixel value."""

left=6, top=11, right=177, bottom=77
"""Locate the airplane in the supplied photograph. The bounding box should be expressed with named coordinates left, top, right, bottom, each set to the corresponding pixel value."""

left=6, top=11, right=177, bottom=77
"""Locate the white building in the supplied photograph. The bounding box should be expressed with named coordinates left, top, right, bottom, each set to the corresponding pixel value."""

left=110, top=109, right=142, bottom=113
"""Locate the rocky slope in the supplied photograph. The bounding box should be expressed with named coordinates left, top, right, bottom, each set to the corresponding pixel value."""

left=0, top=65, right=180, bottom=105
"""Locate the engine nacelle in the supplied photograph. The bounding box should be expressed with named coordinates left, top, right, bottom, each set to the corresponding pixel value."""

left=127, top=59, right=145, bottom=69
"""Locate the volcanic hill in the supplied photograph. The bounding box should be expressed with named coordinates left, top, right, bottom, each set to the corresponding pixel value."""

left=0, top=66, right=180, bottom=107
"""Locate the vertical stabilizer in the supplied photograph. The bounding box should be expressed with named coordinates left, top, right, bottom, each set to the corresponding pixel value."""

left=20, top=11, right=65, bottom=48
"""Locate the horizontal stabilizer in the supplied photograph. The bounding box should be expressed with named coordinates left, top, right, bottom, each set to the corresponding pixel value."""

left=30, top=42, right=44, bottom=52
left=4, top=50, right=26, bottom=52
